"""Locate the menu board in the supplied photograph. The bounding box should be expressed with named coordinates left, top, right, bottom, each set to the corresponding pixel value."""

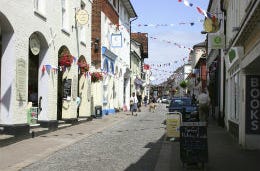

left=63, top=79, right=72, bottom=99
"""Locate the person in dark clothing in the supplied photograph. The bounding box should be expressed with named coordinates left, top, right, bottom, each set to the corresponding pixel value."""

left=144, top=95, right=148, bottom=107
left=137, top=93, right=142, bottom=112
left=192, top=93, right=197, bottom=105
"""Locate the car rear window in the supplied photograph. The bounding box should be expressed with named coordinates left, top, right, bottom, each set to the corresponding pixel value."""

left=170, top=98, right=192, bottom=107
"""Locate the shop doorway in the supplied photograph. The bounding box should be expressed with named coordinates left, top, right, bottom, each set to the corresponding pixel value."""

left=78, top=55, right=89, bottom=117
left=57, top=46, right=71, bottom=120
left=28, top=33, right=40, bottom=107
left=0, top=27, right=2, bottom=105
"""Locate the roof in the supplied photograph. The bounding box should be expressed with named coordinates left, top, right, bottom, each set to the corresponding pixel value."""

left=121, top=0, right=137, bottom=18
left=131, top=33, right=148, bottom=58
left=193, top=41, right=206, bottom=48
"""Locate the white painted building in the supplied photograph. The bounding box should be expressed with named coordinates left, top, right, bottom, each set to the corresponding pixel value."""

left=91, top=0, right=137, bottom=115
left=0, top=0, right=92, bottom=134
left=222, top=0, right=260, bottom=149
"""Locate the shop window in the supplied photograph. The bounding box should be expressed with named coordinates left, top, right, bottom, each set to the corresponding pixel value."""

left=61, top=0, right=69, bottom=32
left=110, top=62, right=114, bottom=74
left=103, top=59, right=109, bottom=73
left=230, top=74, right=239, bottom=121
left=34, top=0, right=46, bottom=16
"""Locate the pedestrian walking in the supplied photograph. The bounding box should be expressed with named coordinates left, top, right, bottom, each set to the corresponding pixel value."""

left=130, top=92, right=138, bottom=116
left=198, top=89, right=210, bottom=122
left=137, top=93, right=142, bottom=112
left=144, top=95, right=148, bottom=107
left=149, top=96, right=156, bottom=112
left=192, top=93, right=197, bottom=105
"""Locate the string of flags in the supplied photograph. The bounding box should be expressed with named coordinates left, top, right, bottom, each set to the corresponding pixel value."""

left=41, top=61, right=123, bottom=80
left=149, top=59, right=188, bottom=68
left=149, top=36, right=192, bottom=51
left=178, top=0, right=218, bottom=20
left=134, top=19, right=203, bottom=27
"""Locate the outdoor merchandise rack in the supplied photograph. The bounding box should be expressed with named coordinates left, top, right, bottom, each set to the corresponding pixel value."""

left=180, top=122, right=208, bottom=168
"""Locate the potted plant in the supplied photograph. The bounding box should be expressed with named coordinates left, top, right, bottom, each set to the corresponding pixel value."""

left=180, top=80, right=188, bottom=89
left=91, top=72, right=103, bottom=83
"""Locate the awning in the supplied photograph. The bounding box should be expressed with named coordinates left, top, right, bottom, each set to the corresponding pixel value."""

left=134, top=78, right=144, bottom=85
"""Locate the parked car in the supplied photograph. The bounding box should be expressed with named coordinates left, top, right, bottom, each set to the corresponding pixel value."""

left=166, top=97, right=198, bottom=122
left=161, top=96, right=169, bottom=103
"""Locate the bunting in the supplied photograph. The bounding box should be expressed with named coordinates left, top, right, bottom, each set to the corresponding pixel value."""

left=183, top=0, right=193, bottom=7
left=143, top=64, right=150, bottom=70
left=134, top=19, right=203, bottom=27
left=178, top=0, right=215, bottom=18
left=149, top=36, right=192, bottom=51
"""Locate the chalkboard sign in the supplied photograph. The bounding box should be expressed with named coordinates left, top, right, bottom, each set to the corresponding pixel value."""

left=63, top=79, right=72, bottom=99
left=180, top=122, right=208, bottom=164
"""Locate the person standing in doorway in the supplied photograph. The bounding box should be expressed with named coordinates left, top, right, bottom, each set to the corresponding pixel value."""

left=130, top=92, right=138, bottom=116
left=198, top=89, right=210, bottom=122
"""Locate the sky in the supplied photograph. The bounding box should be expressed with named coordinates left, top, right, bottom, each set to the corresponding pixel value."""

left=130, top=0, right=210, bottom=85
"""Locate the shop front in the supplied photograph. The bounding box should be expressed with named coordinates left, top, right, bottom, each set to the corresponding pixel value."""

left=101, top=47, right=117, bottom=115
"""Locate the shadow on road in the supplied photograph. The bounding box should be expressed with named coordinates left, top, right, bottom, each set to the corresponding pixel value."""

left=125, top=135, right=165, bottom=171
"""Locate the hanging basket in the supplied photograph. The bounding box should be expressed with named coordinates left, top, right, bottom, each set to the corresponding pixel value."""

left=59, top=54, right=73, bottom=67
left=78, top=61, right=90, bottom=74
left=91, top=72, right=103, bottom=83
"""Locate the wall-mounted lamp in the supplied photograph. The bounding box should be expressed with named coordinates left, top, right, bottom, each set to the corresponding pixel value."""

left=201, top=31, right=208, bottom=34
left=232, top=27, right=240, bottom=32
left=94, top=38, right=99, bottom=52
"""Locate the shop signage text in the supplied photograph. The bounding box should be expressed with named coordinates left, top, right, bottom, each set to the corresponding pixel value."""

left=246, top=75, right=260, bottom=134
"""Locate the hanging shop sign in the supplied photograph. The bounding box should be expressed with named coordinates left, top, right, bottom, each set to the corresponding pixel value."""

left=203, top=18, right=220, bottom=33
left=208, top=33, right=224, bottom=49
left=76, top=10, right=89, bottom=25
left=225, top=47, right=244, bottom=69
left=246, top=75, right=260, bottom=134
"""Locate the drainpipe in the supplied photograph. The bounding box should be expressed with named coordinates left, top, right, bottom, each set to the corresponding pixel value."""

left=220, top=0, right=226, bottom=127
left=129, top=16, right=138, bottom=95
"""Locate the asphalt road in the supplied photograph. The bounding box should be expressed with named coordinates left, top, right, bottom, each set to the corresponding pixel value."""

left=21, top=105, right=167, bottom=171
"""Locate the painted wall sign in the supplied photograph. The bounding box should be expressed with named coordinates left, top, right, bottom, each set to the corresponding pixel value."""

left=246, top=75, right=260, bottom=134
left=87, top=81, right=91, bottom=101
left=111, top=33, right=122, bottom=48
left=16, top=59, right=27, bottom=101
left=72, top=75, right=77, bottom=100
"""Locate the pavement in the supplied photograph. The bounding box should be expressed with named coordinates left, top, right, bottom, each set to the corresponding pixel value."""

left=0, top=113, right=130, bottom=171
left=1, top=106, right=260, bottom=171
left=155, top=116, right=260, bottom=171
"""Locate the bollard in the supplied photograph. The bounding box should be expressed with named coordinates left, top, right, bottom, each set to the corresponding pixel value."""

left=31, top=131, right=35, bottom=138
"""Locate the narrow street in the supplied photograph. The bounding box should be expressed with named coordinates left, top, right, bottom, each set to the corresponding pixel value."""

left=19, top=105, right=167, bottom=171
left=2, top=103, right=260, bottom=171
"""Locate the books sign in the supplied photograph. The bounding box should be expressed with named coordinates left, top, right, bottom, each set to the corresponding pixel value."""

left=246, top=75, right=260, bottom=134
